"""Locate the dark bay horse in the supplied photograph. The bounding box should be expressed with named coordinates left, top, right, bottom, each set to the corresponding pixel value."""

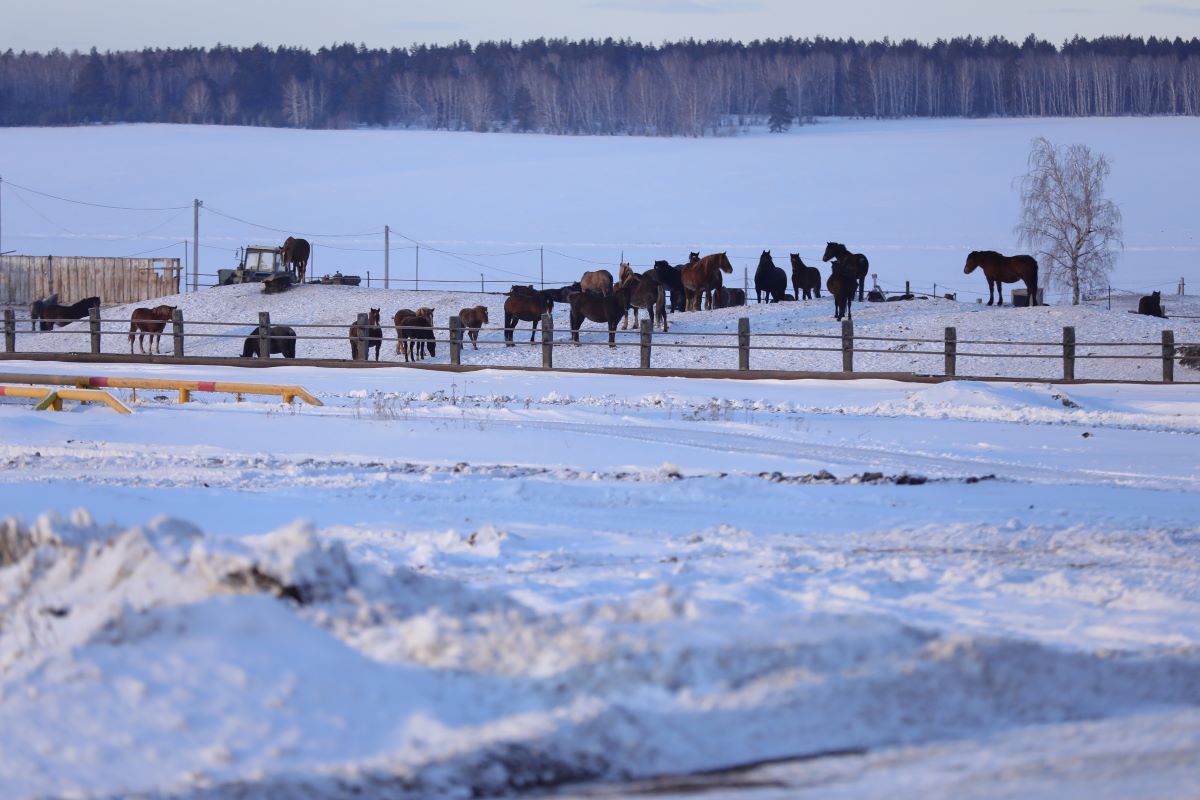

left=826, top=261, right=858, bottom=321
left=29, top=293, right=57, bottom=331
left=504, top=285, right=554, bottom=346
left=1138, top=291, right=1165, bottom=318
left=282, top=237, right=311, bottom=283
left=458, top=305, right=489, bottom=349
left=580, top=269, right=614, bottom=296
left=964, top=250, right=1039, bottom=306
left=349, top=308, right=383, bottom=361
left=682, top=252, right=733, bottom=311
left=823, top=242, right=869, bottom=302
left=397, top=315, right=436, bottom=361
left=790, top=254, right=822, bottom=299
left=128, top=304, right=177, bottom=354
left=241, top=326, right=297, bottom=358
left=569, top=285, right=631, bottom=347
left=712, top=287, right=746, bottom=308
left=619, top=272, right=668, bottom=333
left=754, top=250, right=788, bottom=303
left=38, top=296, right=99, bottom=332
left=652, top=260, right=686, bottom=313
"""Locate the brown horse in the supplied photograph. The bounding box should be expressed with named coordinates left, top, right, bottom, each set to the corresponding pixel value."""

left=349, top=308, right=383, bottom=361
left=619, top=273, right=668, bottom=333
left=281, top=237, right=311, bottom=283
left=458, top=305, right=489, bottom=349
left=790, top=254, right=822, bottom=300
left=618, top=262, right=635, bottom=284
left=822, top=242, right=870, bottom=302
left=397, top=315, right=436, bottom=362
left=128, top=304, right=177, bottom=354
left=29, top=293, right=58, bottom=331
left=681, top=252, right=733, bottom=311
left=569, top=285, right=631, bottom=347
left=826, top=261, right=858, bottom=321
left=581, top=269, right=614, bottom=296
left=964, top=250, right=1039, bottom=306
left=504, top=285, right=554, bottom=346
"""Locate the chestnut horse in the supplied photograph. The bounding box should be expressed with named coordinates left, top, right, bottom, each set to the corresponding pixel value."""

left=963, top=250, right=1039, bottom=306
left=790, top=254, right=822, bottom=299
left=281, top=237, right=311, bottom=283
left=458, top=305, right=489, bottom=349
left=681, top=252, right=733, bottom=311
left=349, top=308, right=383, bottom=361
left=128, top=304, right=177, bottom=354
left=822, top=242, right=870, bottom=302
left=504, top=285, right=554, bottom=346
left=581, top=269, right=614, bottom=296
left=569, top=284, right=631, bottom=347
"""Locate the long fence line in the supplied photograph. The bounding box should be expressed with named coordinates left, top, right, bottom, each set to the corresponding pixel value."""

left=2, top=308, right=1197, bottom=384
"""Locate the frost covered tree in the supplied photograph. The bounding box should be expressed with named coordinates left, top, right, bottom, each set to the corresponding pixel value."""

left=1016, top=137, right=1123, bottom=305
left=767, top=85, right=792, bottom=132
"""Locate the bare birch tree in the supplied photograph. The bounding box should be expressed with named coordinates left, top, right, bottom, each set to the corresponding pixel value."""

left=1016, top=137, right=1123, bottom=304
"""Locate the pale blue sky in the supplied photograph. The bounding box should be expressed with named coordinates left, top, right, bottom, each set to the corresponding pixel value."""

left=3, top=0, right=1199, bottom=52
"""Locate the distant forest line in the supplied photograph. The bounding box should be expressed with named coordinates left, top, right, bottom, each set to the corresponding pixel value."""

left=3, top=36, right=1200, bottom=135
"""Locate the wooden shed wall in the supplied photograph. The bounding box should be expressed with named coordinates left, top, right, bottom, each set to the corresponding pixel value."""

left=0, top=256, right=181, bottom=305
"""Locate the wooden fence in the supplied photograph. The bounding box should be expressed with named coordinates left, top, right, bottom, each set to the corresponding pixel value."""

left=0, top=255, right=180, bottom=305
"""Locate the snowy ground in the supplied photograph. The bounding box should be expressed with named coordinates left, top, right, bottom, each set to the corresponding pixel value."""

left=2, top=358, right=1199, bottom=798
left=7, top=281, right=1200, bottom=382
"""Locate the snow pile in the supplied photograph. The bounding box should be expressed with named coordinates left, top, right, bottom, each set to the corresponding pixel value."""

left=3, top=512, right=1199, bottom=798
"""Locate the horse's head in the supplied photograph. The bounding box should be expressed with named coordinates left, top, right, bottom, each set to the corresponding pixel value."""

left=417, top=307, right=434, bottom=320
left=821, top=242, right=843, bottom=263
left=476, top=306, right=490, bottom=324
left=718, top=252, right=733, bottom=274
left=619, top=262, right=633, bottom=282
left=369, top=308, right=381, bottom=325
left=688, top=252, right=700, bottom=263
left=963, top=251, right=980, bottom=274
left=758, top=250, right=774, bottom=269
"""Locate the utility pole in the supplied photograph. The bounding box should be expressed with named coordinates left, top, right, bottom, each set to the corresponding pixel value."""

left=415, top=245, right=420, bottom=291
left=0, top=174, right=4, bottom=257
left=384, top=225, right=390, bottom=289
left=540, top=246, right=544, bottom=289
left=192, top=199, right=201, bottom=291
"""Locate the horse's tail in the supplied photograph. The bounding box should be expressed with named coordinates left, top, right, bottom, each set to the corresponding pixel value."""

left=1026, top=256, right=1039, bottom=306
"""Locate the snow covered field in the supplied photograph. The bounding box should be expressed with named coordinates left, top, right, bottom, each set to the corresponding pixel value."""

left=2, top=118, right=1200, bottom=798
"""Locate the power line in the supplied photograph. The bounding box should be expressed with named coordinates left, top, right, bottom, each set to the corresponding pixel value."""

left=2, top=179, right=190, bottom=211
left=202, top=205, right=378, bottom=238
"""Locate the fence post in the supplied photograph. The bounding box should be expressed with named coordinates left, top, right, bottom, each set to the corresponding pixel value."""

left=3, top=309, right=14, bottom=353
left=738, top=317, right=750, bottom=371
left=171, top=309, right=184, bottom=358
left=1163, top=330, right=1175, bottom=383
left=259, top=312, right=271, bottom=359
left=449, top=315, right=462, bottom=366
left=354, top=312, right=367, bottom=361
left=640, top=319, right=652, bottom=369
left=89, top=306, right=101, bottom=354
left=841, top=319, right=854, bottom=372
left=944, top=326, right=957, bottom=377
left=541, top=312, right=553, bottom=369
left=1062, top=326, right=1075, bottom=381
left=905, top=280, right=910, bottom=296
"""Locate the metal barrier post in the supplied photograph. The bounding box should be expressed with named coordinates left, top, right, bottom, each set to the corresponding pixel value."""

left=354, top=313, right=368, bottom=361
left=449, top=315, right=462, bottom=366
left=640, top=319, right=652, bottom=369
left=1063, top=326, right=1075, bottom=381
left=172, top=309, right=184, bottom=358
left=841, top=319, right=854, bottom=372
left=89, top=306, right=101, bottom=354
left=738, top=317, right=750, bottom=370
left=258, top=312, right=271, bottom=359
left=541, top=312, right=553, bottom=369
left=1163, top=330, right=1175, bottom=383
left=944, top=326, right=956, bottom=377
left=4, top=309, right=15, bottom=353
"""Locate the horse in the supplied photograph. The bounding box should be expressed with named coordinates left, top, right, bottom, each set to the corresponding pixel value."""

left=548, top=282, right=582, bottom=302
left=397, top=315, right=436, bottom=362
left=128, top=304, right=177, bottom=354
left=652, top=260, right=686, bottom=313
left=790, top=254, right=822, bottom=299
left=618, top=262, right=636, bottom=284
left=281, top=237, right=311, bottom=284
left=823, top=242, right=870, bottom=302
left=29, top=293, right=57, bottom=331
left=458, top=305, right=489, bottom=349
left=963, top=250, right=1039, bottom=307
left=569, top=284, right=631, bottom=347
left=1138, top=291, right=1166, bottom=318
left=504, top=285, right=554, bottom=346
left=349, top=308, right=383, bottom=361
left=620, top=273, right=668, bottom=333
left=681, top=252, right=733, bottom=311
left=241, top=326, right=297, bottom=359
left=580, top=269, right=614, bottom=297
left=825, top=261, right=858, bottom=322
left=38, top=296, right=99, bottom=332
left=754, top=250, right=789, bottom=303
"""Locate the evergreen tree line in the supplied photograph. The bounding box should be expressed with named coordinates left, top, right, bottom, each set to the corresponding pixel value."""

left=3, top=35, right=1200, bottom=135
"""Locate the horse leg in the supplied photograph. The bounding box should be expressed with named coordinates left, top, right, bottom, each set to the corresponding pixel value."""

left=987, top=280, right=995, bottom=306
left=395, top=326, right=403, bottom=354
left=529, top=320, right=538, bottom=345
left=129, top=325, right=136, bottom=354
left=996, top=279, right=1004, bottom=306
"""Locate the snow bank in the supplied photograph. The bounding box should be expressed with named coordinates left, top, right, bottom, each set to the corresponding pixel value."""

left=3, top=512, right=1199, bottom=798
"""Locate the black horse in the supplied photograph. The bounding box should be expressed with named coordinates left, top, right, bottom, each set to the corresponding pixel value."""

left=36, top=296, right=100, bottom=331
left=790, top=254, right=822, bottom=299
left=754, top=250, right=789, bottom=303
left=822, top=242, right=869, bottom=302
left=652, top=260, right=687, bottom=313
left=826, top=260, right=859, bottom=322
left=242, top=326, right=297, bottom=358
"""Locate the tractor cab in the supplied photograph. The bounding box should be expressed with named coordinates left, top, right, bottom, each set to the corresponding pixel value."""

left=217, top=245, right=287, bottom=286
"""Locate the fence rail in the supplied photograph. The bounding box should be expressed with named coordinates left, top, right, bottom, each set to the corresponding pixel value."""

left=1, top=307, right=1196, bottom=384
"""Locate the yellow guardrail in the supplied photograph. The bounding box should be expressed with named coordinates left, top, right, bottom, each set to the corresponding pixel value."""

left=0, top=385, right=133, bottom=414
left=0, top=373, right=322, bottom=406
